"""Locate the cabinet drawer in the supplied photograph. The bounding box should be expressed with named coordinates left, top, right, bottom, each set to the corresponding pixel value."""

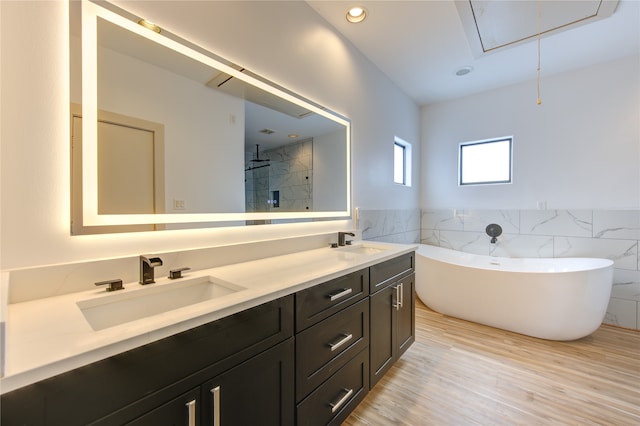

left=296, top=298, right=369, bottom=402
left=296, top=268, right=369, bottom=332
left=296, top=347, right=369, bottom=426
left=370, top=252, right=414, bottom=294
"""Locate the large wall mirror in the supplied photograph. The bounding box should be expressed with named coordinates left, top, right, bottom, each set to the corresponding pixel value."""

left=70, top=1, right=351, bottom=234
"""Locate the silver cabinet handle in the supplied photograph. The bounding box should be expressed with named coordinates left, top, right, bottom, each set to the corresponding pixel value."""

left=185, top=399, right=196, bottom=426
left=211, top=386, right=221, bottom=426
left=393, top=284, right=399, bottom=310
left=394, top=283, right=404, bottom=311
left=329, top=388, right=354, bottom=413
left=328, top=287, right=353, bottom=301
left=328, top=333, right=353, bottom=351
left=399, top=282, right=404, bottom=309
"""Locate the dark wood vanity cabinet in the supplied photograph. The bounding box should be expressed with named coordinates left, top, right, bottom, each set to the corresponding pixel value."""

left=1, top=296, right=295, bottom=426
left=294, top=252, right=416, bottom=424
left=128, top=338, right=294, bottom=426
left=369, top=253, right=416, bottom=388
left=198, top=338, right=294, bottom=426
left=294, top=269, right=370, bottom=425
left=1, top=251, right=415, bottom=426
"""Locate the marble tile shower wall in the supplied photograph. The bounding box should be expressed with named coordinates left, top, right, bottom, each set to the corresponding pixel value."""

left=245, top=139, right=313, bottom=212
left=420, top=209, right=640, bottom=330
left=266, top=139, right=313, bottom=212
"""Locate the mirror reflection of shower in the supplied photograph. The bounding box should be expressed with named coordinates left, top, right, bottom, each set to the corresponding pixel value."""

left=245, top=139, right=313, bottom=214
left=245, top=144, right=271, bottom=171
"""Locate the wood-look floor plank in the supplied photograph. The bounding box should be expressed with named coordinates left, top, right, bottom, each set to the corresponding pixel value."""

left=344, top=299, right=640, bottom=425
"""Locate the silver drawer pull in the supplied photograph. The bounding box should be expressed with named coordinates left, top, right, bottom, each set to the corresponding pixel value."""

left=185, top=399, right=196, bottom=426
left=328, top=288, right=352, bottom=301
left=328, top=333, right=353, bottom=351
left=329, top=388, right=354, bottom=413
left=211, top=386, right=221, bottom=426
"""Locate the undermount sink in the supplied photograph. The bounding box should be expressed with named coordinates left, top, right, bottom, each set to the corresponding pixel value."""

left=336, top=243, right=390, bottom=256
left=77, top=276, right=245, bottom=331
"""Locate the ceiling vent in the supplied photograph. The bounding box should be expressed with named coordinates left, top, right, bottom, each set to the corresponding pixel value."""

left=206, top=70, right=313, bottom=119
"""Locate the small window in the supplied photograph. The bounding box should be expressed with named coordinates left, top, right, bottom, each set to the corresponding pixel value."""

left=459, top=137, right=512, bottom=186
left=394, top=137, right=412, bottom=186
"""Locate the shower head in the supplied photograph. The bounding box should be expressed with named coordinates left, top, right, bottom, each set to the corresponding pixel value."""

left=249, top=144, right=270, bottom=163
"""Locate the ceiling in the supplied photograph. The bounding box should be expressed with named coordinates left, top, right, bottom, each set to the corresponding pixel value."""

left=306, top=0, right=640, bottom=106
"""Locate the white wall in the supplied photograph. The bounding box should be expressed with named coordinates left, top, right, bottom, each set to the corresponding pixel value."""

left=421, top=55, right=640, bottom=210
left=0, top=1, right=419, bottom=270
left=314, top=129, right=347, bottom=212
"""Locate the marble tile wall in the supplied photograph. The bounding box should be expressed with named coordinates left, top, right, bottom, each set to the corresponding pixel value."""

left=357, top=208, right=421, bottom=244
left=266, top=140, right=313, bottom=212
left=420, top=209, right=640, bottom=330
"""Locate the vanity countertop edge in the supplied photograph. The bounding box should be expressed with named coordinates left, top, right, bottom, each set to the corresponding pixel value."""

left=1, top=242, right=416, bottom=394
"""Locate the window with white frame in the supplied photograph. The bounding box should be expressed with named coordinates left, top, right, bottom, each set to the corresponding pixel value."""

left=459, top=136, right=512, bottom=186
left=394, top=137, right=412, bottom=186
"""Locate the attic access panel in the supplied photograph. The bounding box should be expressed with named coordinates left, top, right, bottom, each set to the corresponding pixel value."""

left=458, top=0, right=619, bottom=55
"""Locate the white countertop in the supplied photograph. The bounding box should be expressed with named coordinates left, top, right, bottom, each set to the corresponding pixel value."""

left=1, top=241, right=415, bottom=394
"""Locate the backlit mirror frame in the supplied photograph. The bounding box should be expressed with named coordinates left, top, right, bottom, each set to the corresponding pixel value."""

left=80, top=1, right=351, bottom=228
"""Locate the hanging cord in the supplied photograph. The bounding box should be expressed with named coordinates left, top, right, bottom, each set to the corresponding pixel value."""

left=537, top=0, right=542, bottom=105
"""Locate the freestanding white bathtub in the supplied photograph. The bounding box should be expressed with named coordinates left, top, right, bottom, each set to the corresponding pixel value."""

left=415, top=244, right=614, bottom=341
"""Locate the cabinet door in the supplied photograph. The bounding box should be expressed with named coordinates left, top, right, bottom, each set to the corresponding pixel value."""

left=369, top=274, right=415, bottom=388
left=369, top=284, right=396, bottom=387
left=126, top=388, right=200, bottom=426
left=201, top=338, right=295, bottom=426
left=396, top=274, right=415, bottom=358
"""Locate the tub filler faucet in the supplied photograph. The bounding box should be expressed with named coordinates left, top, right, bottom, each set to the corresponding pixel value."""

left=485, top=223, right=503, bottom=244
left=140, top=255, right=163, bottom=284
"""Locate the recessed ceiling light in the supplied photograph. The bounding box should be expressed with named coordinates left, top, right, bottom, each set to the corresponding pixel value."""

left=288, top=134, right=299, bottom=139
left=455, top=66, right=474, bottom=76
left=137, top=19, right=161, bottom=33
left=346, top=6, right=367, bottom=23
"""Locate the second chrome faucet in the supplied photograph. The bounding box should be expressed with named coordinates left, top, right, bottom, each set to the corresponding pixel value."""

left=140, top=255, right=163, bottom=284
left=338, top=232, right=355, bottom=246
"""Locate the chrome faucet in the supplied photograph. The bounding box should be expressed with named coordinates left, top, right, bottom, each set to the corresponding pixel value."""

left=140, top=255, right=163, bottom=285
left=338, top=232, right=355, bottom=246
